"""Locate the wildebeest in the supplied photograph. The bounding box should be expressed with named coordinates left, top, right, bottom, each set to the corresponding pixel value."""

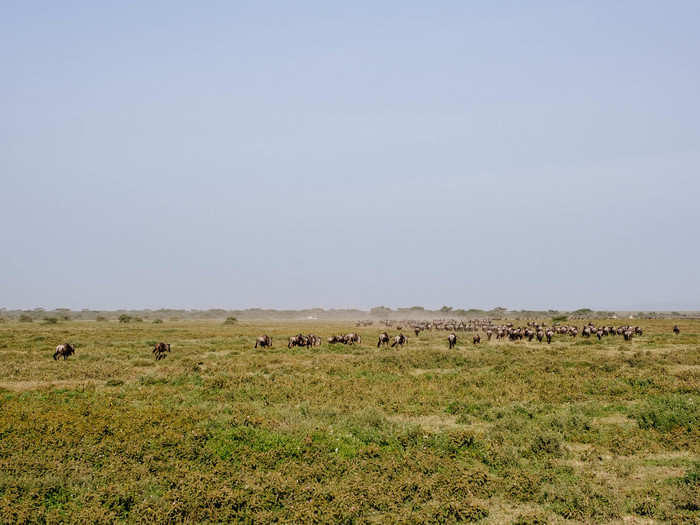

left=391, top=334, right=407, bottom=348
left=447, top=333, right=457, bottom=349
left=673, top=325, right=680, bottom=335
left=545, top=330, right=553, bottom=344
left=536, top=330, right=544, bottom=343
left=153, top=342, right=171, bottom=360
left=377, top=332, right=390, bottom=348
left=288, top=334, right=311, bottom=348
left=472, top=334, right=481, bottom=345
left=53, top=343, right=75, bottom=360
left=344, top=333, right=361, bottom=345
left=255, top=335, right=272, bottom=348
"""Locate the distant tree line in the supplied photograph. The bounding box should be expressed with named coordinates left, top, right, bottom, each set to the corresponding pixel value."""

left=0, top=307, right=695, bottom=322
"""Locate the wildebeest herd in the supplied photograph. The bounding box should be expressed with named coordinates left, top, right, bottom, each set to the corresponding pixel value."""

left=49, top=321, right=681, bottom=361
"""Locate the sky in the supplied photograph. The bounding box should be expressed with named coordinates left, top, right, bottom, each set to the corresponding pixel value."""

left=1, top=1, right=699, bottom=311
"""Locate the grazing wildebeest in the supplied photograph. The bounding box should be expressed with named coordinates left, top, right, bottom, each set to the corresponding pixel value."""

left=289, top=334, right=311, bottom=348
left=447, top=333, right=457, bottom=349
left=486, top=329, right=493, bottom=341
left=545, top=329, right=553, bottom=344
left=673, top=325, right=680, bottom=335
left=377, top=332, right=390, bottom=348
left=414, top=327, right=421, bottom=337
left=53, top=343, right=75, bottom=360
left=623, top=330, right=633, bottom=341
left=472, top=334, right=481, bottom=345
left=255, top=335, right=272, bottom=348
left=536, top=330, right=544, bottom=343
left=596, top=329, right=604, bottom=340
left=391, top=334, right=407, bottom=348
left=344, top=333, right=361, bottom=345
left=153, top=342, right=170, bottom=360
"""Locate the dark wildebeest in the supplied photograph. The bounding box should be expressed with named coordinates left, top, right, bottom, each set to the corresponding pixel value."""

left=414, top=327, right=421, bottom=337
left=673, top=325, right=680, bottom=335
left=486, top=329, right=493, bottom=341
left=472, top=334, right=481, bottom=345
left=377, top=332, right=390, bottom=348
left=447, top=333, right=457, bottom=349
left=391, top=334, right=407, bottom=348
left=536, top=330, right=544, bottom=343
left=545, top=329, right=553, bottom=344
left=255, top=335, right=272, bottom=348
left=623, top=330, right=633, bottom=341
left=53, top=343, right=75, bottom=360
left=153, top=342, right=170, bottom=360
left=345, top=333, right=361, bottom=345
left=289, top=334, right=310, bottom=348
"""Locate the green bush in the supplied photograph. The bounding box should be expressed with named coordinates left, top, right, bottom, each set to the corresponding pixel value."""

left=634, top=395, right=700, bottom=432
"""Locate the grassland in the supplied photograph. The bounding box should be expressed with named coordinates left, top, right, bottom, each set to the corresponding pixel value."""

left=0, top=319, right=698, bottom=524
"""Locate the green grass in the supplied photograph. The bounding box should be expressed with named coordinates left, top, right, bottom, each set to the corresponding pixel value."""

left=0, top=319, right=698, bottom=523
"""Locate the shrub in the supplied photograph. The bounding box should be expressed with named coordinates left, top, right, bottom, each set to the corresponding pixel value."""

left=530, top=432, right=562, bottom=457
left=118, top=314, right=132, bottom=323
left=634, top=395, right=700, bottom=432
left=19, top=314, right=33, bottom=322
left=679, top=462, right=700, bottom=486
left=43, top=317, right=59, bottom=325
left=152, top=319, right=163, bottom=324
left=513, top=513, right=548, bottom=525
left=223, top=317, right=237, bottom=325
left=95, top=316, right=107, bottom=322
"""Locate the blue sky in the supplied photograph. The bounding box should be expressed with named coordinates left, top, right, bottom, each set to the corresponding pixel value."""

left=2, top=1, right=699, bottom=310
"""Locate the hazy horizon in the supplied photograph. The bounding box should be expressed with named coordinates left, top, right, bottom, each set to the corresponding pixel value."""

left=3, top=2, right=699, bottom=311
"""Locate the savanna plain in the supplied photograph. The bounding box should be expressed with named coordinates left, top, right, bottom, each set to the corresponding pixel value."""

left=0, top=319, right=698, bottom=524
